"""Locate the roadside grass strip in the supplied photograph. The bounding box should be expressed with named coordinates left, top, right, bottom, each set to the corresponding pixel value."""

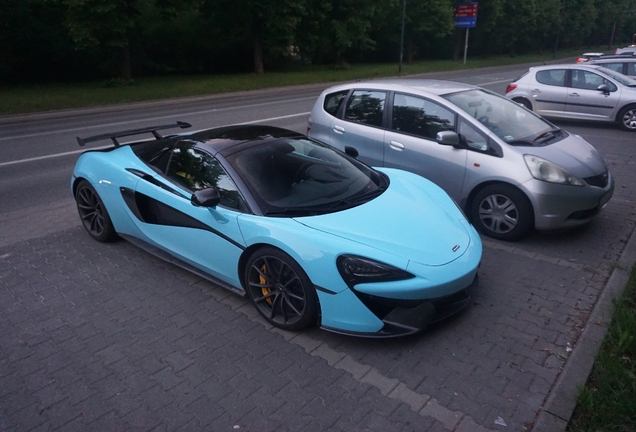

left=567, top=263, right=636, bottom=431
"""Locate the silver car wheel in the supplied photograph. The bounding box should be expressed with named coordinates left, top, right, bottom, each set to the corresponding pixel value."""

left=621, top=107, right=636, bottom=130
left=478, top=193, right=519, bottom=234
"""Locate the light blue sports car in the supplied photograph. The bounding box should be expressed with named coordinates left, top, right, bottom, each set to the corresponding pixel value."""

left=72, top=122, right=482, bottom=337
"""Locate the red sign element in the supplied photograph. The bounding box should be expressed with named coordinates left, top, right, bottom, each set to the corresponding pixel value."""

left=455, top=3, right=478, bottom=18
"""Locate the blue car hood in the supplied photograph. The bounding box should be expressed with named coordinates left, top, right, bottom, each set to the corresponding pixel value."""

left=294, top=171, right=472, bottom=266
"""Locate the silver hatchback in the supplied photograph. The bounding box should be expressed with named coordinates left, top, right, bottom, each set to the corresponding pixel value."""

left=308, top=79, right=614, bottom=241
left=505, top=64, right=636, bottom=131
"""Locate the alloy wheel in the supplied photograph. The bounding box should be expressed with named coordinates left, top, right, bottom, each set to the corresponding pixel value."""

left=246, top=254, right=309, bottom=327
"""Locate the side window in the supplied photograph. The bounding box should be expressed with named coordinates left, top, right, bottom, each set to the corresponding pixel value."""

left=458, top=119, right=488, bottom=152
left=571, top=70, right=617, bottom=91
left=391, top=93, right=455, bottom=140
left=344, top=90, right=386, bottom=127
left=166, top=147, right=242, bottom=209
left=627, top=62, right=636, bottom=76
left=323, top=90, right=348, bottom=116
left=602, top=62, right=624, bottom=74
left=536, top=69, right=566, bottom=87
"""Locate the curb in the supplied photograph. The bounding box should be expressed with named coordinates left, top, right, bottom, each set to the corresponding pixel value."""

left=532, top=223, right=636, bottom=431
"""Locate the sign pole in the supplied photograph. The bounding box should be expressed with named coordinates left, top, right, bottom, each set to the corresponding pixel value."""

left=463, top=28, right=469, bottom=65
left=454, top=2, right=477, bottom=64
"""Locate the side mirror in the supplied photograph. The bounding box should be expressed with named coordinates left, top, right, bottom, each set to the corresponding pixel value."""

left=597, top=84, right=610, bottom=95
left=436, top=131, right=460, bottom=147
left=192, top=187, right=220, bottom=207
left=344, top=146, right=359, bottom=158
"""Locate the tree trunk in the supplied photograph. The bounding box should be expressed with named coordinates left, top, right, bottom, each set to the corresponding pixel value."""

left=253, top=34, right=264, bottom=74
left=120, top=42, right=132, bottom=80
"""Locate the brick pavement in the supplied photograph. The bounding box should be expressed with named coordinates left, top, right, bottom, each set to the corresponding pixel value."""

left=1, top=139, right=636, bottom=431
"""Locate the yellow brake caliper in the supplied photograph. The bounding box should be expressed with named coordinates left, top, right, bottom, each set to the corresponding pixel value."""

left=260, top=264, right=273, bottom=305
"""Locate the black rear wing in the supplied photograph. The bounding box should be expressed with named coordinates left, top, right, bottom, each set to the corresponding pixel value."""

left=76, top=121, right=192, bottom=147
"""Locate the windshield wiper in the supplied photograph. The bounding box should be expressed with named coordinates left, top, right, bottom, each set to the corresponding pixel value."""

left=263, top=207, right=326, bottom=217
left=506, top=139, right=535, bottom=146
left=327, top=187, right=386, bottom=209
left=533, top=128, right=561, bottom=143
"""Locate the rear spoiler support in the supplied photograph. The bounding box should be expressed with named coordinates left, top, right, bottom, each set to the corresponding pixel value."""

left=76, top=121, right=192, bottom=147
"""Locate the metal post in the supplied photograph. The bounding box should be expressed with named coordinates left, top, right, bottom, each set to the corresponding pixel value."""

left=463, top=28, right=469, bottom=65
left=399, top=0, right=406, bottom=73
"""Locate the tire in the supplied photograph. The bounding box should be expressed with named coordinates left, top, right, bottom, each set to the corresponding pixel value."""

left=470, top=184, right=533, bottom=241
left=513, top=98, right=532, bottom=110
left=75, top=180, right=118, bottom=242
left=618, top=105, right=636, bottom=131
left=244, top=247, right=319, bottom=331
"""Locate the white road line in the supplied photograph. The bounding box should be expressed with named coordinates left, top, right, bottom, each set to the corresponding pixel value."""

left=0, top=112, right=310, bottom=167
left=0, top=97, right=314, bottom=142
left=477, top=78, right=513, bottom=86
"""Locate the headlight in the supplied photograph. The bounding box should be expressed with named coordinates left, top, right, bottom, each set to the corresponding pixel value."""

left=524, top=155, right=584, bottom=186
left=337, top=255, right=414, bottom=288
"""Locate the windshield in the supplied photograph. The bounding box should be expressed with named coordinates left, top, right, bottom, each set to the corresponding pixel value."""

left=596, top=66, right=636, bottom=86
left=443, top=89, right=561, bottom=145
left=226, top=137, right=387, bottom=215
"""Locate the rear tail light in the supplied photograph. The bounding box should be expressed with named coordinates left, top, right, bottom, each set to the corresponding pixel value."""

left=576, top=57, right=583, bottom=62
left=615, top=49, right=618, bottom=54
left=505, top=83, right=517, bottom=93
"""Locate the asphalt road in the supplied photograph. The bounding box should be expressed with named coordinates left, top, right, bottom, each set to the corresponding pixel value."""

left=1, top=63, right=636, bottom=432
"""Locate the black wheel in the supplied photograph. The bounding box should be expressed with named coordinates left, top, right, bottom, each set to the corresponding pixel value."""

left=618, top=105, right=636, bottom=131
left=470, top=184, right=533, bottom=241
left=244, top=247, right=319, bottom=330
left=75, top=180, right=117, bottom=242
left=513, top=98, right=532, bottom=110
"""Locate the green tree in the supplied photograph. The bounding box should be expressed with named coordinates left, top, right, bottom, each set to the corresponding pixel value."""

left=201, top=0, right=307, bottom=74
left=296, top=0, right=383, bottom=64
left=63, top=0, right=140, bottom=79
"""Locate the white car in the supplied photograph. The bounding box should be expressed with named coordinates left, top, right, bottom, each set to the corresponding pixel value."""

left=505, top=64, right=636, bottom=131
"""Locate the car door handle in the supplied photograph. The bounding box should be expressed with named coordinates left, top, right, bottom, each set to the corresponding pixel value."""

left=389, top=140, right=405, bottom=150
left=334, top=125, right=345, bottom=134
left=532, top=88, right=541, bottom=93
left=569, top=92, right=580, bottom=97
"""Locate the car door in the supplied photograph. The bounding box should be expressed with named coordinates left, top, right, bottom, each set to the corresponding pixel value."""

left=566, top=69, right=620, bottom=120
left=329, top=89, right=387, bottom=167
left=531, top=69, right=568, bottom=116
left=128, top=145, right=246, bottom=287
left=383, top=93, right=467, bottom=201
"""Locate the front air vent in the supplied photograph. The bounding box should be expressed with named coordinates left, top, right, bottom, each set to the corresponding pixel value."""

left=583, top=171, right=608, bottom=188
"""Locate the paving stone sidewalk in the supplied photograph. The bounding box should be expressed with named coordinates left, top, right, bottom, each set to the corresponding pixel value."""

left=1, top=139, right=636, bottom=431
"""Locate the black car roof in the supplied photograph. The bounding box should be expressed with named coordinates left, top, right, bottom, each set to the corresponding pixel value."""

left=182, top=124, right=303, bottom=153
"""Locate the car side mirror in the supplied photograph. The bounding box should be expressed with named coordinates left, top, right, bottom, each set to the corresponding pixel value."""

left=344, top=146, right=359, bottom=158
left=436, top=131, right=460, bottom=147
left=597, top=84, right=610, bottom=95
left=192, top=187, right=220, bottom=207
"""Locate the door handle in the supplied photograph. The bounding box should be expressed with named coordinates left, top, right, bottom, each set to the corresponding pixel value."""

left=532, top=89, right=541, bottom=93
left=389, top=140, right=405, bottom=150
left=569, top=92, right=580, bottom=97
left=334, top=125, right=345, bottom=133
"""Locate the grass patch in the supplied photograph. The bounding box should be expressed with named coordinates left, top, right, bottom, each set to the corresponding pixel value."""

left=567, top=264, right=636, bottom=431
left=0, top=47, right=603, bottom=116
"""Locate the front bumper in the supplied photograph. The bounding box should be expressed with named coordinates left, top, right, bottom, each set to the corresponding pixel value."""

left=321, top=273, right=478, bottom=338
left=524, top=172, right=614, bottom=231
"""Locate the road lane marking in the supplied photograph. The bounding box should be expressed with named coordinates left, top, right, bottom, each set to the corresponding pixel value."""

left=0, top=112, right=310, bottom=167
left=0, top=97, right=315, bottom=142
